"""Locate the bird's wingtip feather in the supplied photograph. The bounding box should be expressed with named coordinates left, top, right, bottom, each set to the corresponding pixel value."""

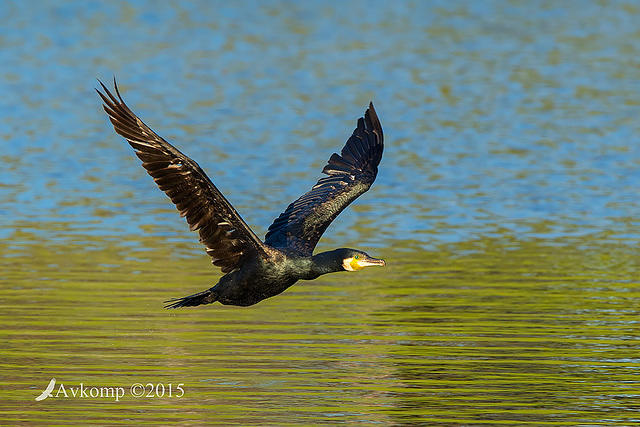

left=113, top=76, right=124, bottom=101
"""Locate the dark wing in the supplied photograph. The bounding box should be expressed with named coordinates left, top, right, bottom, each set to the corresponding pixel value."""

left=265, top=103, right=383, bottom=255
left=97, top=79, right=267, bottom=273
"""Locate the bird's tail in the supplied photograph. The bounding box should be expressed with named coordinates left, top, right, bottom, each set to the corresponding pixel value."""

left=164, top=289, right=217, bottom=309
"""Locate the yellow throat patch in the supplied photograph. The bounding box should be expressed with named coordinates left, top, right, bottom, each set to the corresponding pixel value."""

left=342, top=257, right=364, bottom=271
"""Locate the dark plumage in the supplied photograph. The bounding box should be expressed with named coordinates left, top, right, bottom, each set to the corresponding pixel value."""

left=97, top=79, right=385, bottom=308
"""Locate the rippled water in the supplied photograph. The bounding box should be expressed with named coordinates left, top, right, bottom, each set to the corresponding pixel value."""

left=1, top=1, right=639, bottom=424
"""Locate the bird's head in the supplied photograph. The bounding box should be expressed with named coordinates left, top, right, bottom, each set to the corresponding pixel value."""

left=336, top=248, right=386, bottom=272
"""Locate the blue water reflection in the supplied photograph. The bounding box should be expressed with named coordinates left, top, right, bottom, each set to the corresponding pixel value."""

left=0, top=0, right=638, bottom=247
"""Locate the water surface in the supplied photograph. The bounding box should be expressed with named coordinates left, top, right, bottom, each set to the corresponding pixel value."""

left=1, top=1, right=639, bottom=424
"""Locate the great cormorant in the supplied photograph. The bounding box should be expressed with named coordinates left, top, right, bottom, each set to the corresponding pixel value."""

left=97, top=80, right=385, bottom=307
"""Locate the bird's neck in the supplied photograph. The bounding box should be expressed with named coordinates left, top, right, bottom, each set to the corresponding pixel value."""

left=300, top=250, right=343, bottom=279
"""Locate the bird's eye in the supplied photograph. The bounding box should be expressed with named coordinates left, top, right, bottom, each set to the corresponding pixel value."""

left=354, top=255, right=359, bottom=260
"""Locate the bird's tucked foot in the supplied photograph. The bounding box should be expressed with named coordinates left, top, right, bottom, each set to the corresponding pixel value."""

left=164, top=289, right=217, bottom=309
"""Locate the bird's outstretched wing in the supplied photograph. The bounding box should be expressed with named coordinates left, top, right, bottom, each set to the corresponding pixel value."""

left=265, top=103, right=383, bottom=255
left=97, top=79, right=267, bottom=273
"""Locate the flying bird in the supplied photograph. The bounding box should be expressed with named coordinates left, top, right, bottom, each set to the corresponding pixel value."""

left=35, top=378, right=56, bottom=401
left=97, top=79, right=385, bottom=308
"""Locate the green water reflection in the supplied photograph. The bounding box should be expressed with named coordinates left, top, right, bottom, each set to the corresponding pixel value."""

left=2, top=223, right=638, bottom=425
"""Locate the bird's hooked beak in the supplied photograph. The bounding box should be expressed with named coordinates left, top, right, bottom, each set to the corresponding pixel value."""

left=344, top=255, right=386, bottom=271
